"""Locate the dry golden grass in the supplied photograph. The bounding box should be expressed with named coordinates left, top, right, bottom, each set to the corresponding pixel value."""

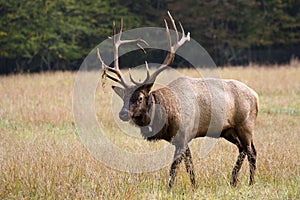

left=0, top=65, right=299, bottom=199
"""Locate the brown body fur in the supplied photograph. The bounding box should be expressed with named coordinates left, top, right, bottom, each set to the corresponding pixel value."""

left=144, top=77, right=258, bottom=141
left=129, top=76, right=259, bottom=188
left=101, top=12, right=258, bottom=189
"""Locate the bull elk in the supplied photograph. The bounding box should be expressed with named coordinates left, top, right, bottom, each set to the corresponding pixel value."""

left=97, top=12, right=259, bottom=189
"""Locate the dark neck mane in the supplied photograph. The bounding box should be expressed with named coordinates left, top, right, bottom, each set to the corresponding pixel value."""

left=140, top=92, right=158, bottom=140
left=140, top=89, right=174, bottom=141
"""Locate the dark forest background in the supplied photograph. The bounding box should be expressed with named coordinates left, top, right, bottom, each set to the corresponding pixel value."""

left=0, top=0, right=299, bottom=74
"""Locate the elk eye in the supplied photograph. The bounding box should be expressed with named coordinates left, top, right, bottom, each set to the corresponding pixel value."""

left=138, top=96, right=143, bottom=102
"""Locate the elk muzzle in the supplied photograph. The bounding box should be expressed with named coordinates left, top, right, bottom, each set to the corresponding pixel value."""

left=119, top=108, right=130, bottom=121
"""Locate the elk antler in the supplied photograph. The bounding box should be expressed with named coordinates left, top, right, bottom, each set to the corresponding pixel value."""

left=97, top=19, right=149, bottom=88
left=129, top=11, right=190, bottom=86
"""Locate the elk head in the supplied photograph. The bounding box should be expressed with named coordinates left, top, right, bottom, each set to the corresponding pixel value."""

left=97, top=11, right=190, bottom=127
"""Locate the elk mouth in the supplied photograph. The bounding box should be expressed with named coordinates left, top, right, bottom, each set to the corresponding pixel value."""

left=132, top=114, right=142, bottom=120
left=131, top=113, right=151, bottom=127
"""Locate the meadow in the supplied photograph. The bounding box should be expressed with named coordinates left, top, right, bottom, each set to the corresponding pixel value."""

left=0, top=64, right=299, bottom=199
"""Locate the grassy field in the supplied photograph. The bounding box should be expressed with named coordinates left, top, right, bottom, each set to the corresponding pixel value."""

left=0, top=65, right=299, bottom=199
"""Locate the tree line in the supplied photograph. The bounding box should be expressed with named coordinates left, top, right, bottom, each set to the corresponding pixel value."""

left=0, top=0, right=299, bottom=74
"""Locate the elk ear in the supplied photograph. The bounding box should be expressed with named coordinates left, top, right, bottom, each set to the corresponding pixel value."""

left=112, top=86, right=125, bottom=98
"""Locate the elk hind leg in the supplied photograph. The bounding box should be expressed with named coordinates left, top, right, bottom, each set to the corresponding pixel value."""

left=248, top=141, right=257, bottom=185
left=221, top=128, right=246, bottom=187
left=236, top=125, right=257, bottom=186
left=231, top=151, right=246, bottom=187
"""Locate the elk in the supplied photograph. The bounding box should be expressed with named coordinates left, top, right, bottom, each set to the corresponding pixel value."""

left=97, top=12, right=259, bottom=189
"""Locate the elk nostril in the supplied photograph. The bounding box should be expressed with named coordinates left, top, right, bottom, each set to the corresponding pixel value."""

left=119, top=110, right=130, bottom=121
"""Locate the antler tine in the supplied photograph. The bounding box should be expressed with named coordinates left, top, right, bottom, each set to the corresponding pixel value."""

left=137, top=43, right=147, bottom=54
left=175, top=23, right=190, bottom=52
left=97, top=48, right=108, bottom=70
left=112, top=21, right=116, bottom=36
left=129, top=61, right=151, bottom=86
left=99, top=12, right=188, bottom=88
left=167, top=11, right=179, bottom=44
left=113, top=20, right=120, bottom=70
left=113, top=19, right=149, bottom=70
left=118, top=18, right=123, bottom=41
left=164, top=19, right=172, bottom=55
left=120, top=39, right=149, bottom=49
left=99, top=18, right=150, bottom=88
left=97, top=48, right=129, bottom=88
left=129, top=68, right=140, bottom=85
left=145, top=61, right=150, bottom=78
left=98, top=48, right=118, bottom=82
left=113, top=18, right=149, bottom=78
left=179, top=22, right=185, bottom=38
left=137, top=11, right=190, bottom=86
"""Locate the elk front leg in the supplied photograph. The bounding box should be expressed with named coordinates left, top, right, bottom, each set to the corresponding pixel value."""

left=183, top=147, right=196, bottom=188
left=168, top=151, right=184, bottom=189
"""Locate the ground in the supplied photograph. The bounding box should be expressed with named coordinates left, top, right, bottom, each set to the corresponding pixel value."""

left=0, top=65, right=299, bottom=199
